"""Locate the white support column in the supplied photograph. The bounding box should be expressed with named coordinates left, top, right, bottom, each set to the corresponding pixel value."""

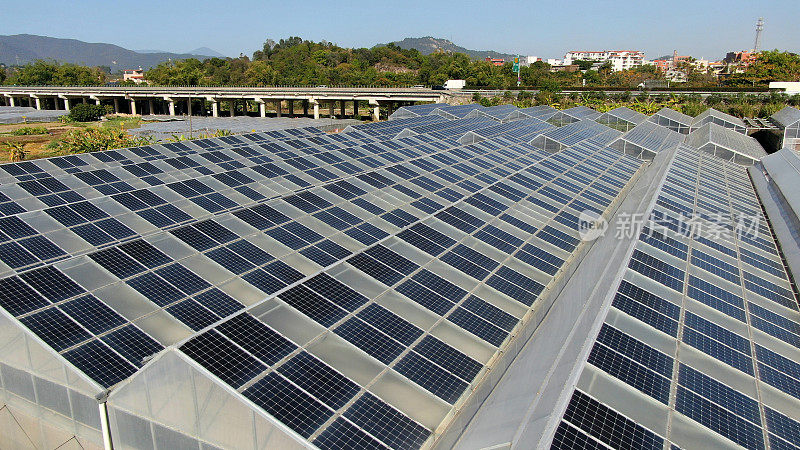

left=148, top=99, right=154, bottom=115
left=92, top=96, right=101, bottom=106
left=33, top=96, right=41, bottom=110
left=9, top=96, right=15, bottom=107
left=113, top=98, right=120, bottom=113
left=130, top=98, right=137, bottom=115
left=81, top=97, right=87, bottom=104
left=211, top=100, right=219, bottom=117
left=63, top=97, right=71, bottom=111
left=168, top=99, right=176, bottom=116
left=275, top=100, right=282, bottom=117
left=312, top=101, right=319, bottom=120
left=258, top=99, right=266, bottom=117
left=229, top=100, right=235, bottom=117
left=369, top=100, right=381, bottom=121
left=186, top=97, right=192, bottom=116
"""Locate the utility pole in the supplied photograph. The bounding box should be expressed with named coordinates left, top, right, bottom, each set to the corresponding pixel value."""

left=753, top=17, right=764, bottom=53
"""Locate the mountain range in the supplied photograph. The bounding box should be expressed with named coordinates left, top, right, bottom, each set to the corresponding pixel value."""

left=0, top=34, right=223, bottom=70
left=385, top=36, right=518, bottom=61
left=0, top=34, right=520, bottom=72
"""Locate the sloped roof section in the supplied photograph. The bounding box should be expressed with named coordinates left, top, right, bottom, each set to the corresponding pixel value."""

left=685, top=122, right=766, bottom=164
left=772, top=106, right=800, bottom=128
left=609, top=120, right=685, bottom=159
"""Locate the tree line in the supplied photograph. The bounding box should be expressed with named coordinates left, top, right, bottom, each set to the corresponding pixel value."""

left=1, top=37, right=799, bottom=89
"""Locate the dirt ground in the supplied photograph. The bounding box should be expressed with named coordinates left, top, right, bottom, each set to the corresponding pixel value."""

left=0, top=122, right=83, bottom=162
left=0, top=117, right=145, bottom=162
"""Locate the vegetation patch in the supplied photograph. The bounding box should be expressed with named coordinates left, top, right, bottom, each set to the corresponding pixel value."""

left=10, top=126, right=48, bottom=136
left=53, top=127, right=152, bottom=154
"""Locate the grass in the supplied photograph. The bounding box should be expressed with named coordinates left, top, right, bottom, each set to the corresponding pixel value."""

left=10, top=126, right=49, bottom=136
left=0, top=115, right=147, bottom=162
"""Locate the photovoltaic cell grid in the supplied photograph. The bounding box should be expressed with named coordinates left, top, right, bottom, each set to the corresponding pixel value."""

left=4, top=103, right=791, bottom=450
left=0, top=124, right=480, bottom=275
left=175, top=121, right=643, bottom=447
left=0, top=103, right=648, bottom=449
left=552, top=144, right=800, bottom=450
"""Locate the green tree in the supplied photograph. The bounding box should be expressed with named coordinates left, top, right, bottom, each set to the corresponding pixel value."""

left=5, top=60, right=105, bottom=85
left=572, top=60, right=595, bottom=71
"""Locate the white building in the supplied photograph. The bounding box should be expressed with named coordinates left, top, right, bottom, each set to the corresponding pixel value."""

left=563, top=50, right=645, bottom=72
left=522, top=56, right=542, bottom=66
left=122, top=68, right=145, bottom=84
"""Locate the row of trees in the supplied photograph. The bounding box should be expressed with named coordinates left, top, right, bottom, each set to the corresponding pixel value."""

left=2, top=38, right=799, bottom=89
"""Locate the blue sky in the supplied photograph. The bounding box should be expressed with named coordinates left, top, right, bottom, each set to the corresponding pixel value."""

left=4, top=0, right=797, bottom=60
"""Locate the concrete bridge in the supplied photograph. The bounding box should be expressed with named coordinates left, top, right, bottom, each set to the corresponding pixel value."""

left=0, top=86, right=449, bottom=120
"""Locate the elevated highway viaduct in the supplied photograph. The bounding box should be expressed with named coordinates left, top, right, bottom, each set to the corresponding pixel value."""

left=0, top=86, right=450, bottom=120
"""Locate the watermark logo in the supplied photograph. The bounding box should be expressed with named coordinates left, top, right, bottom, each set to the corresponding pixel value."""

left=578, top=210, right=608, bottom=242
left=577, top=210, right=761, bottom=243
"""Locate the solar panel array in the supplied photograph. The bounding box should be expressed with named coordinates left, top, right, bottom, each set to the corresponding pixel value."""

left=1, top=102, right=794, bottom=450
left=649, top=107, right=693, bottom=134
left=685, top=122, right=767, bottom=164
left=609, top=120, right=685, bottom=159
left=552, top=144, right=800, bottom=450
left=596, top=106, right=649, bottom=132
left=691, top=108, right=748, bottom=134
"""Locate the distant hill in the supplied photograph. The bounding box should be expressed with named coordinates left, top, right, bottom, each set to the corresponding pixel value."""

left=384, top=36, right=517, bottom=61
left=0, top=34, right=217, bottom=70
left=189, top=47, right=226, bottom=58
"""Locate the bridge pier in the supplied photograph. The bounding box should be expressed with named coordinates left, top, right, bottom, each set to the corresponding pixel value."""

left=113, top=98, right=120, bottom=114
left=167, top=98, right=176, bottom=116
left=148, top=99, right=154, bottom=116
left=186, top=98, right=192, bottom=116
left=308, top=100, right=318, bottom=120
left=369, top=99, right=381, bottom=121
left=210, top=99, right=219, bottom=117
left=289, top=101, right=295, bottom=117
left=9, top=96, right=16, bottom=107
left=353, top=100, right=359, bottom=118
left=229, top=100, right=235, bottom=117
left=32, top=96, right=41, bottom=110
left=302, top=100, right=308, bottom=117
left=62, top=96, right=71, bottom=111
left=340, top=100, right=346, bottom=117
left=329, top=101, right=334, bottom=117
left=274, top=100, right=281, bottom=117
left=130, top=98, right=137, bottom=115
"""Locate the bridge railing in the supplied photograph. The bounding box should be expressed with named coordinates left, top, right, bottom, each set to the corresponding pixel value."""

left=0, top=84, right=436, bottom=90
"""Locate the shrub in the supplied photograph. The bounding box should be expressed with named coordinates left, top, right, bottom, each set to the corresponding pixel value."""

left=67, top=104, right=107, bottom=122
left=3, top=142, right=27, bottom=162
left=11, top=126, right=48, bottom=136
left=55, top=127, right=152, bottom=153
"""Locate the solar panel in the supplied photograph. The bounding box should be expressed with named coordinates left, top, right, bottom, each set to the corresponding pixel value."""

left=0, top=102, right=791, bottom=450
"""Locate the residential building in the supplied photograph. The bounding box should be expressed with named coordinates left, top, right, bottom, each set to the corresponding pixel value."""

left=521, top=56, right=541, bottom=66
left=122, top=68, right=145, bottom=84
left=563, top=50, right=646, bottom=72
